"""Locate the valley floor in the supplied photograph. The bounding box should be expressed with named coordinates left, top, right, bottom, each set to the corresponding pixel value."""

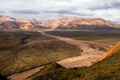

left=8, top=31, right=111, bottom=80
left=40, top=31, right=111, bottom=68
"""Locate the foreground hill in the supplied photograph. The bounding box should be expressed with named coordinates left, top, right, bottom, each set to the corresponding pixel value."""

left=41, top=16, right=120, bottom=30
left=29, top=42, right=120, bottom=80
left=0, top=31, right=80, bottom=76
left=97, top=42, right=120, bottom=62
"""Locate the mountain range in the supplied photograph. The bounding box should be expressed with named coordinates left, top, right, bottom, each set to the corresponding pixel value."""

left=0, top=16, right=42, bottom=30
left=0, top=16, right=119, bottom=30
left=41, top=16, right=120, bottom=29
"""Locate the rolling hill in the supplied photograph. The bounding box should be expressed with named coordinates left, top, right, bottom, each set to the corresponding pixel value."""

left=28, top=42, right=120, bottom=80
left=0, top=31, right=80, bottom=76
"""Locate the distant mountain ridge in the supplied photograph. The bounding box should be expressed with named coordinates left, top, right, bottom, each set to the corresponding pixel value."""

left=41, top=16, right=120, bottom=30
left=0, top=16, right=42, bottom=30
left=0, top=16, right=119, bottom=30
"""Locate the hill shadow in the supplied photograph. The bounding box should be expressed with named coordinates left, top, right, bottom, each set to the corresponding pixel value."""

left=0, top=75, right=8, bottom=80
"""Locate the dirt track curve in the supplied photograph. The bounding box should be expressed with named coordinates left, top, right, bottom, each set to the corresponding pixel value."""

left=8, top=31, right=112, bottom=80
left=40, top=31, right=112, bottom=68
left=7, top=66, right=44, bottom=80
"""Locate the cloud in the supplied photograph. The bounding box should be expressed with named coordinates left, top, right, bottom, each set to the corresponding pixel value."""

left=10, top=10, right=39, bottom=14
left=44, top=10, right=92, bottom=16
left=88, top=0, right=120, bottom=10
left=0, top=11, right=5, bottom=13
left=50, top=10, right=75, bottom=14
left=0, top=0, right=119, bottom=22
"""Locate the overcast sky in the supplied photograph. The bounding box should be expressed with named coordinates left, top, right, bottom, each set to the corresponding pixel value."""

left=0, top=0, right=120, bottom=22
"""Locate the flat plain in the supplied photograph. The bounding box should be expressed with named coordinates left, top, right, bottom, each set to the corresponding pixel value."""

left=46, top=30, right=120, bottom=45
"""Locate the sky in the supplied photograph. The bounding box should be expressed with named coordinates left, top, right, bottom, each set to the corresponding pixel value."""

left=0, top=0, right=120, bottom=22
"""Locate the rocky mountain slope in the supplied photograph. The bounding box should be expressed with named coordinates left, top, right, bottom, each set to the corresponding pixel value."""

left=0, top=16, right=41, bottom=30
left=0, top=16, right=119, bottom=30
left=41, top=16, right=120, bottom=29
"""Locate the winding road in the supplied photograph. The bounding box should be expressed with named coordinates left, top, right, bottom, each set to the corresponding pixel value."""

left=8, top=31, right=112, bottom=80
left=7, top=66, right=44, bottom=80
left=40, top=31, right=111, bottom=68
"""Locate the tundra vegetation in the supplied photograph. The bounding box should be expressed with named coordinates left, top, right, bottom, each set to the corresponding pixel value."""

left=28, top=49, right=120, bottom=80
left=0, top=31, right=80, bottom=76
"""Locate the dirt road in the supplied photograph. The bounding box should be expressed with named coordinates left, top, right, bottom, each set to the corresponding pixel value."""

left=40, top=31, right=111, bottom=68
left=8, top=31, right=111, bottom=80
left=7, top=66, right=44, bottom=80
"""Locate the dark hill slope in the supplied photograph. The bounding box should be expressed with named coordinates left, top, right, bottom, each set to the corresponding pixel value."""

left=0, top=31, right=80, bottom=76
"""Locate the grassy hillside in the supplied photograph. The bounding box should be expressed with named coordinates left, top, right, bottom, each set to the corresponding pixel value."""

left=0, top=31, right=80, bottom=76
left=46, top=30, right=120, bottom=45
left=29, top=45, right=120, bottom=80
